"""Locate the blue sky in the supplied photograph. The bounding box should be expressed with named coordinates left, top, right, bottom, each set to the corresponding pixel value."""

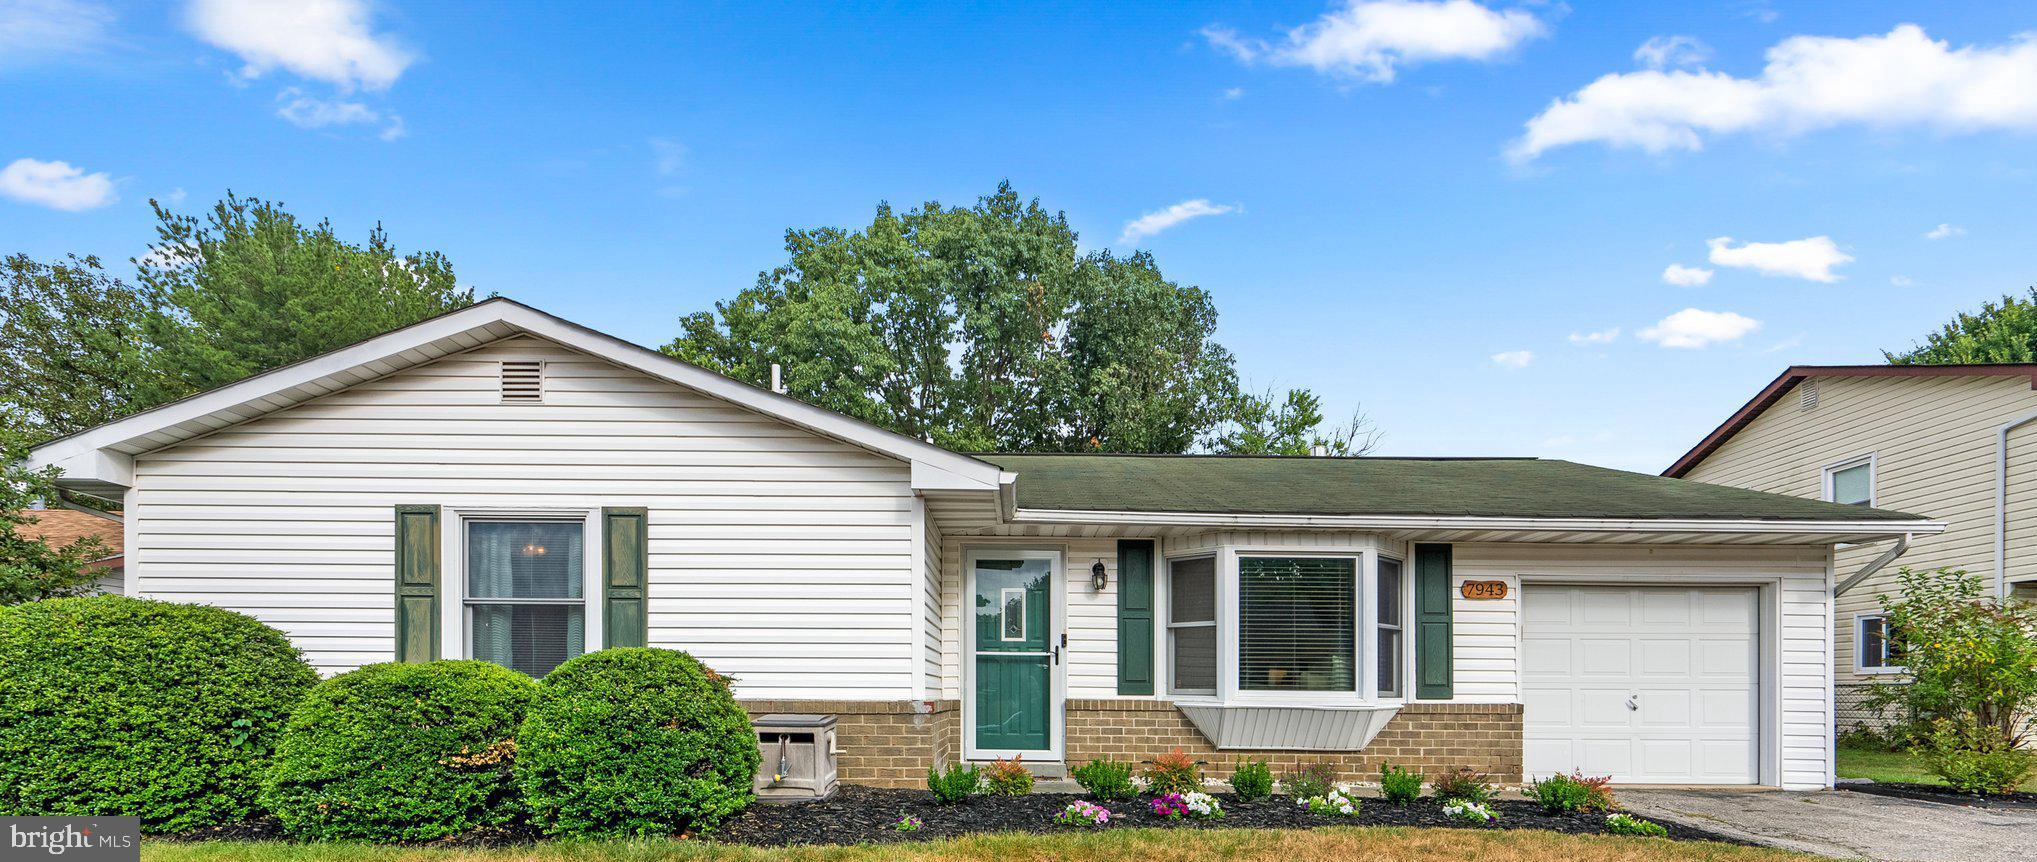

left=6, top=1, right=2037, bottom=471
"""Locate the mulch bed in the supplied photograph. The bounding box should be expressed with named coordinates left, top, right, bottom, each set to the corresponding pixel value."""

left=1842, top=781, right=2037, bottom=810
left=712, top=786, right=1745, bottom=847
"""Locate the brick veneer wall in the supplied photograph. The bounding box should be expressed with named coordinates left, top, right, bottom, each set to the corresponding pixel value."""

left=741, top=699, right=959, bottom=788
left=743, top=698, right=1521, bottom=788
left=1065, top=699, right=1524, bottom=784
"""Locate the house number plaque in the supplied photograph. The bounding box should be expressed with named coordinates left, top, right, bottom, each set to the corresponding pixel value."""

left=1459, top=580, right=1508, bottom=600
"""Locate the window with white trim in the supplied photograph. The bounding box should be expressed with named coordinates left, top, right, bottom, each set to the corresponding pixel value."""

left=466, top=519, right=586, bottom=677
left=1238, top=556, right=1355, bottom=692
left=1856, top=614, right=1906, bottom=673
left=1376, top=556, right=1404, bottom=698
left=1825, top=456, right=1874, bottom=507
left=1167, top=556, right=1217, bottom=695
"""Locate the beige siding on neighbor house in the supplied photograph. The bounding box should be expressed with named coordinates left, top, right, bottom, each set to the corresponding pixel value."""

left=128, top=335, right=921, bottom=699
left=1681, top=373, right=2037, bottom=686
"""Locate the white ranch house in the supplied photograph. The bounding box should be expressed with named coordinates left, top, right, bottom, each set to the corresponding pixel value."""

left=28, top=299, right=1943, bottom=790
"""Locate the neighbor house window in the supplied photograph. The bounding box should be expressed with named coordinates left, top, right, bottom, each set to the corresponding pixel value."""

left=1168, top=557, right=1217, bottom=695
left=467, top=520, right=586, bottom=677
left=1239, top=557, right=1355, bottom=692
left=1825, top=456, right=1875, bottom=507
left=1377, top=556, right=1404, bottom=698
left=1857, top=614, right=1905, bottom=674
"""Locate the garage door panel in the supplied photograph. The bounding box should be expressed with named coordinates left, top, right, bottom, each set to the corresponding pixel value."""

left=1523, top=585, right=1759, bottom=785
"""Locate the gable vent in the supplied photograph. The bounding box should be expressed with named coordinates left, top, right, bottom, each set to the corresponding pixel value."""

left=501, top=361, right=543, bottom=403
left=1798, top=380, right=1818, bottom=411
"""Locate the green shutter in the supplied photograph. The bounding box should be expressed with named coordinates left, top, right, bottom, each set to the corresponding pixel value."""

left=393, top=505, right=440, bottom=663
left=1116, top=539, right=1155, bottom=696
left=1413, top=543, right=1453, bottom=699
left=602, top=507, right=649, bottom=648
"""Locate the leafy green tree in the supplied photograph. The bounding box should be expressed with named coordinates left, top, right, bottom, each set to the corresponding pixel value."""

left=0, top=255, right=160, bottom=441
left=1212, top=387, right=1378, bottom=456
left=139, top=192, right=476, bottom=399
left=668, top=183, right=1346, bottom=454
left=1863, top=567, right=2037, bottom=747
left=1887, top=288, right=2037, bottom=364
left=0, top=426, right=109, bottom=605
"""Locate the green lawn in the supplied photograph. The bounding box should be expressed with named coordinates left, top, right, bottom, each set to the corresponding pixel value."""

left=141, top=828, right=1815, bottom=862
left=1836, top=744, right=2037, bottom=791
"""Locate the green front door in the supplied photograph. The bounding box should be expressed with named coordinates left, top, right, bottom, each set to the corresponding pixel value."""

left=972, top=556, right=1053, bottom=754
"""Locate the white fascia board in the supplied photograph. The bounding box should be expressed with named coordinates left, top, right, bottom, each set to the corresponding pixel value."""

left=1008, top=507, right=1947, bottom=538
left=27, top=299, right=1006, bottom=491
left=911, top=461, right=1001, bottom=491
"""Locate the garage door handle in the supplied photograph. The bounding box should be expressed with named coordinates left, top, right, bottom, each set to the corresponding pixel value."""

left=1626, top=694, right=1639, bottom=711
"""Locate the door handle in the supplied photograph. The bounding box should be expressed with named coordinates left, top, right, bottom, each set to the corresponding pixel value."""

left=1626, top=694, right=1640, bottom=711
left=1052, top=643, right=1062, bottom=665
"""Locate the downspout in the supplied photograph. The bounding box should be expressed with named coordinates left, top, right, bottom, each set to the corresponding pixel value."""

left=1834, top=533, right=1911, bottom=597
left=1996, top=408, right=2037, bottom=600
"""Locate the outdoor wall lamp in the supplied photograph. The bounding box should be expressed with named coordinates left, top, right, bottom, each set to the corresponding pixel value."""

left=1090, top=559, right=1108, bottom=591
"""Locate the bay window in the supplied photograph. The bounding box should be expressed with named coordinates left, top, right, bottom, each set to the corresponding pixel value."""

left=1376, top=556, right=1404, bottom=698
left=466, top=519, right=587, bottom=677
left=1167, top=556, right=1217, bottom=695
left=1238, top=557, right=1355, bottom=692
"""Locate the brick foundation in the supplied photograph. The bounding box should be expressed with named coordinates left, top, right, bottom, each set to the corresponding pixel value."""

left=746, top=698, right=1521, bottom=788
left=1065, top=699, right=1523, bottom=784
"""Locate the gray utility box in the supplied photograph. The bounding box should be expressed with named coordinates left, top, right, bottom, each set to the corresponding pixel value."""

left=752, top=713, right=839, bottom=802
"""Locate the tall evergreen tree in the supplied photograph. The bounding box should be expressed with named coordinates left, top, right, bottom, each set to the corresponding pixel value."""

left=0, top=255, right=158, bottom=440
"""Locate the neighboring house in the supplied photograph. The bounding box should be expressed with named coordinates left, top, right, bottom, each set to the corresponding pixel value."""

left=13, top=507, right=124, bottom=595
left=1665, top=364, right=2037, bottom=731
left=27, top=300, right=1942, bottom=790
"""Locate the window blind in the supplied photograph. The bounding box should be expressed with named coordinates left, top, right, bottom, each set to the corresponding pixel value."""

left=467, top=520, right=586, bottom=677
left=1239, top=556, right=1355, bottom=692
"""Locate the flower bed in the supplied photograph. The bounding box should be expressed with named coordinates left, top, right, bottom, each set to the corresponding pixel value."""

left=710, top=787, right=1741, bottom=847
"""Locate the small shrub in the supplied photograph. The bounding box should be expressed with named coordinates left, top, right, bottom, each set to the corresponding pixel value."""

left=1606, top=812, right=1668, bottom=837
left=926, top=762, right=980, bottom=804
left=0, top=595, right=318, bottom=832
left=1432, top=767, right=1494, bottom=804
left=1054, top=800, right=1112, bottom=826
left=1150, top=791, right=1222, bottom=820
left=1525, top=771, right=1613, bottom=814
left=1443, top=799, right=1498, bottom=824
left=1280, top=762, right=1338, bottom=800
left=515, top=648, right=759, bottom=838
left=983, top=756, right=1034, bottom=796
left=1145, top=748, right=1202, bottom=795
left=262, top=661, right=539, bottom=841
left=1229, top=759, right=1273, bottom=801
left=1071, top=759, right=1135, bottom=800
left=1861, top=568, right=2037, bottom=749
left=1297, top=790, right=1358, bottom=817
left=1923, top=718, right=2037, bottom=795
left=1379, top=763, right=1423, bottom=805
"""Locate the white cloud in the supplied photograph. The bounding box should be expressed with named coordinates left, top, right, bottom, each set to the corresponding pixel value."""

left=1706, top=235, right=1851, bottom=282
left=163, top=187, right=187, bottom=204
left=0, top=0, right=112, bottom=60
left=1639, top=308, right=1761, bottom=348
left=185, top=0, right=413, bottom=91
left=650, top=138, right=687, bottom=176
left=1221, top=86, right=1246, bottom=100
left=1890, top=274, right=1915, bottom=286
left=274, top=87, right=403, bottom=139
left=1661, top=263, right=1714, bottom=286
left=1634, top=35, right=1711, bottom=70
left=1118, top=199, right=1237, bottom=244
left=1513, top=25, right=2037, bottom=161
left=1568, top=328, right=1619, bottom=345
left=1925, top=222, right=1964, bottom=239
left=0, top=157, right=115, bottom=211
left=1203, top=0, right=1546, bottom=84
left=1490, top=349, right=1534, bottom=368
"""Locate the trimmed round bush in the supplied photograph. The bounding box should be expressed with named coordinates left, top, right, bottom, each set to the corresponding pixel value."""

left=262, top=660, right=540, bottom=841
left=516, top=648, right=760, bottom=837
left=0, top=595, right=318, bottom=832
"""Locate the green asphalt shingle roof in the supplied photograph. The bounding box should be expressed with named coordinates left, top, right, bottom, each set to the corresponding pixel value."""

left=984, top=454, right=1927, bottom=522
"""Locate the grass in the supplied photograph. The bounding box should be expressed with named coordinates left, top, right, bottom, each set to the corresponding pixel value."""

left=1836, top=743, right=2037, bottom=792
left=142, top=827, right=1818, bottom=862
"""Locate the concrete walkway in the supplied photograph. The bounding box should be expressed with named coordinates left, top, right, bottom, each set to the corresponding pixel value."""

left=1619, top=788, right=2037, bottom=862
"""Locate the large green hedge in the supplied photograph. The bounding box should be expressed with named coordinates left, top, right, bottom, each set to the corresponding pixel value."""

left=0, top=595, right=318, bottom=832
left=516, top=648, right=759, bottom=837
left=262, top=660, right=541, bottom=841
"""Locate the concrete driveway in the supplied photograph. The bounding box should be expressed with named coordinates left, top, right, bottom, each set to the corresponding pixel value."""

left=1619, top=788, right=2037, bottom=862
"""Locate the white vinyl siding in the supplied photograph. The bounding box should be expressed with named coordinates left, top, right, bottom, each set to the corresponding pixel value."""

left=1682, top=373, right=2037, bottom=687
left=939, top=535, right=1124, bottom=700
left=128, top=335, right=918, bottom=698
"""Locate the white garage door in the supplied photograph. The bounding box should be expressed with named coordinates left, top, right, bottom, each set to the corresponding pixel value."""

left=1522, top=585, right=1759, bottom=784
